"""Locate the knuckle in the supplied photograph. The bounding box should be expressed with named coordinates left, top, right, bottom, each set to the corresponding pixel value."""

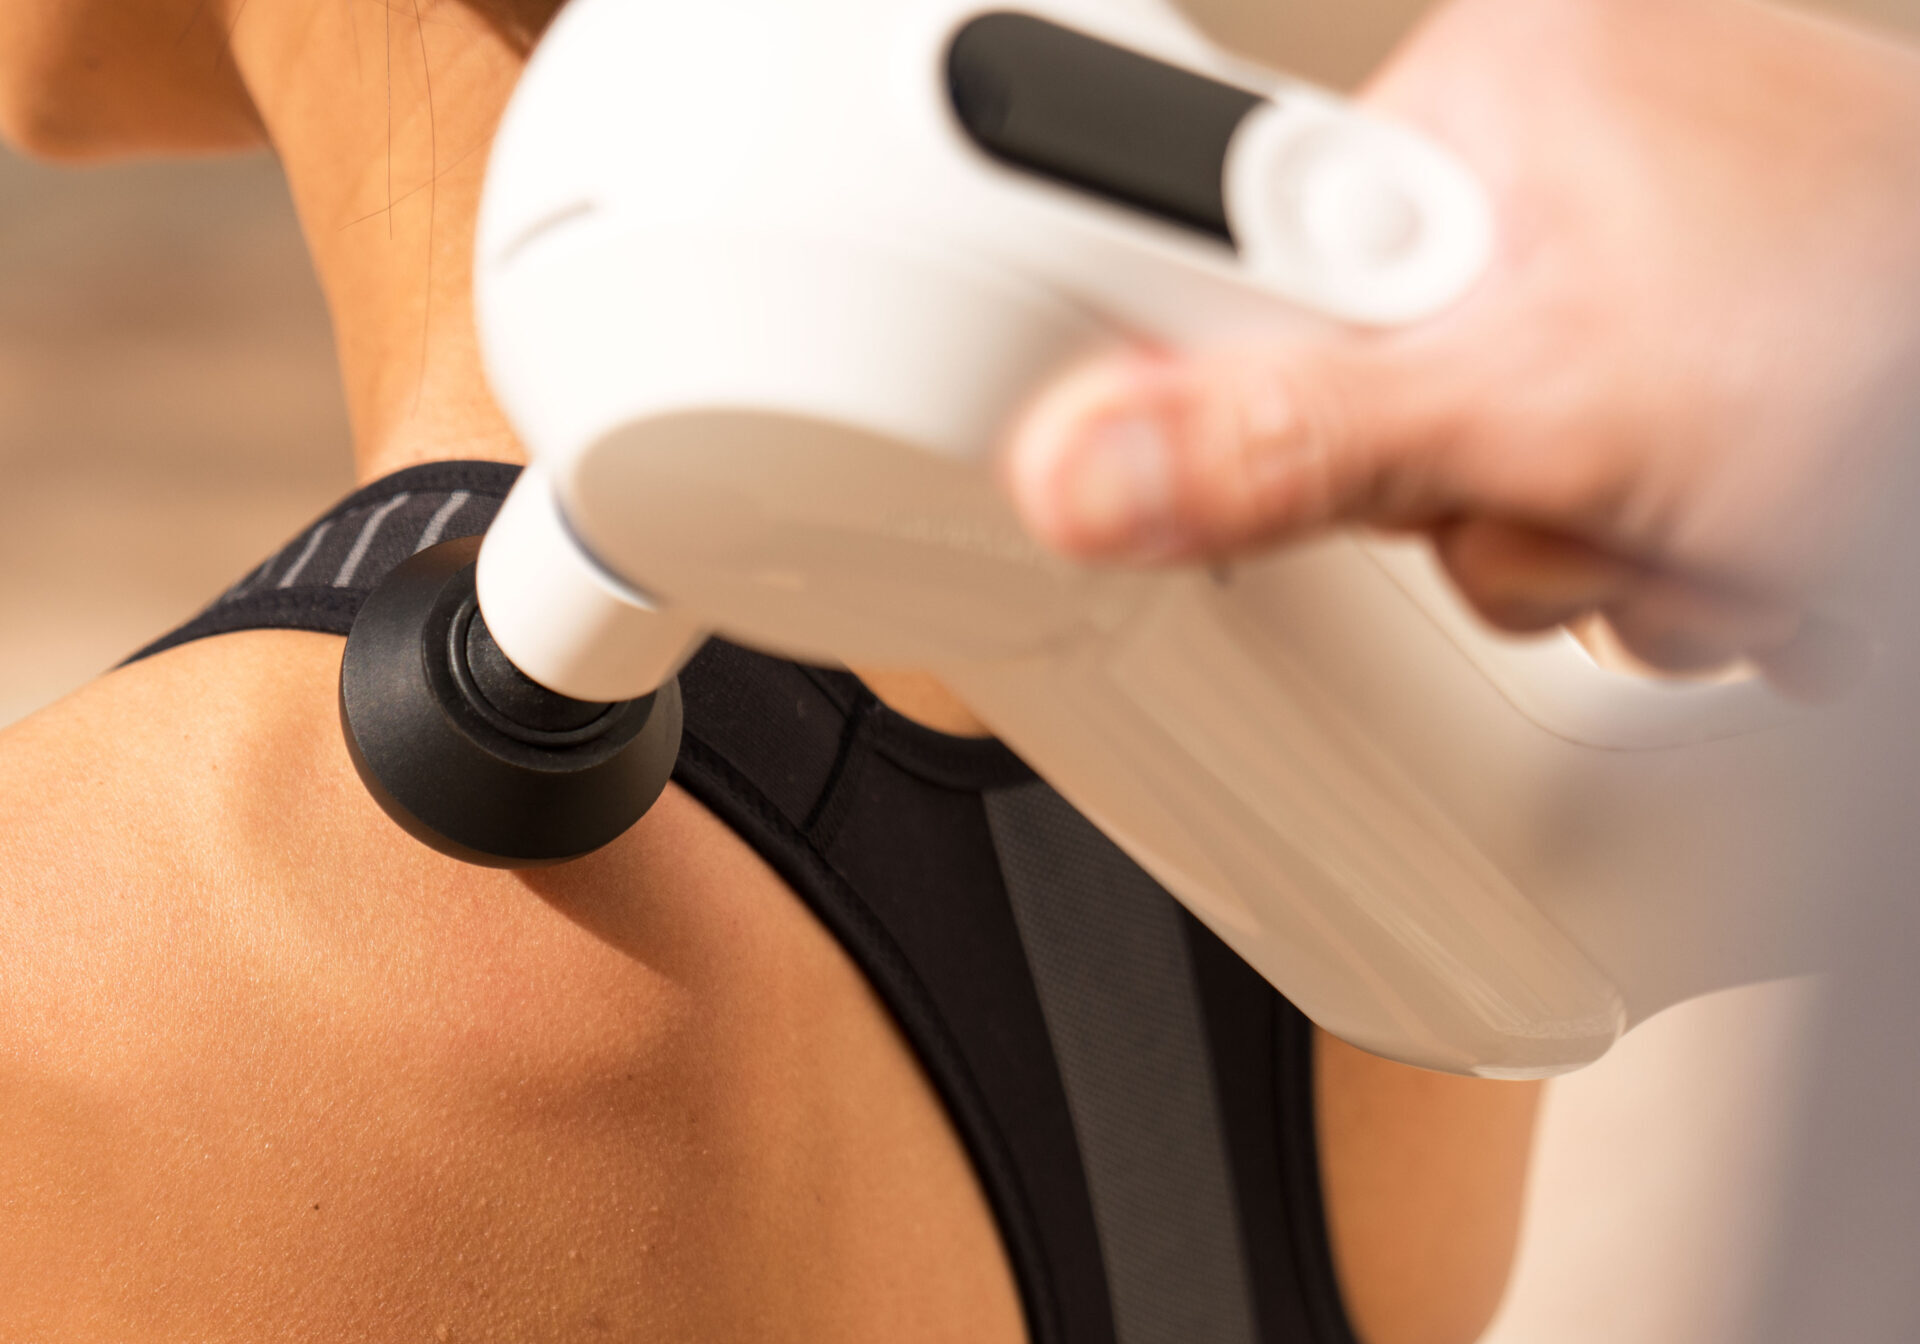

left=1161, top=355, right=1332, bottom=549
left=1223, top=354, right=1359, bottom=536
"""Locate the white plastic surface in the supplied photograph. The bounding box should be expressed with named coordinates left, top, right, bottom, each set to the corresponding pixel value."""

left=469, top=0, right=1837, bottom=1076
left=1223, top=95, right=1493, bottom=324
left=476, top=466, right=706, bottom=702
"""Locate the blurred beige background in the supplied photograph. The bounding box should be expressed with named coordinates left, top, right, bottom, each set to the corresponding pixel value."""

left=0, top=150, right=349, bottom=726
left=0, top=1, right=1912, bottom=1341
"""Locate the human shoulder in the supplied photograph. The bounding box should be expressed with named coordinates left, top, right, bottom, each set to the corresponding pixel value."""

left=0, top=627, right=704, bottom=1018
left=0, top=631, right=358, bottom=888
left=0, top=629, right=1026, bottom=1344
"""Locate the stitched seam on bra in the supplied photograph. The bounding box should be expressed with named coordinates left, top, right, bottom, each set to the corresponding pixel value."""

left=795, top=664, right=1036, bottom=791
left=803, top=697, right=879, bottom=852
left=800, top=690, right=878, bottom=838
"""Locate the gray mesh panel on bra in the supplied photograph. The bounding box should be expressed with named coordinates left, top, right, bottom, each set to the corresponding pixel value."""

left=985, top=782, right=1260, bottom=1344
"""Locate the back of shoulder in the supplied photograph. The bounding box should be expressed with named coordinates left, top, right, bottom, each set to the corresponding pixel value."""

left=0, top=628, right=1030, bottom=1344
left=0, top=631, right=361, bottom=888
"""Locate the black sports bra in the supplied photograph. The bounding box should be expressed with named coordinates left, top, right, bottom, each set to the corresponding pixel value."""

left=129, top=461, right=1358, bottom=1344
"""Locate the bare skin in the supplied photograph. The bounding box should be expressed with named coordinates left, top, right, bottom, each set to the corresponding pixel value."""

left=0, top=633, right=1027, bottom=1341
left=0, top=3, right=1539, bottom=1342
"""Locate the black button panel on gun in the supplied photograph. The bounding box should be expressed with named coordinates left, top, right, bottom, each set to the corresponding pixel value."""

left=946, top=11, right=1264, bottom=244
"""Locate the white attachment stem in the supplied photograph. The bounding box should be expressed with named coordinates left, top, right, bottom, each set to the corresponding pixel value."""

left=475, top=466, right=706, bottom=702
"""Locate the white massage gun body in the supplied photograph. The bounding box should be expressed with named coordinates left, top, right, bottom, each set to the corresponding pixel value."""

left=472, top=0, right=1830, bottom=1076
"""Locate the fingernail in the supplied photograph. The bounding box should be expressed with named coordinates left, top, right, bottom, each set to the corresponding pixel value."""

left=1057, top=411, right=1177, bottom=551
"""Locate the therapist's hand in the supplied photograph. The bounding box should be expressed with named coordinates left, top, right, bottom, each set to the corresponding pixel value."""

left=1006, top=0, right=1920, bottom=687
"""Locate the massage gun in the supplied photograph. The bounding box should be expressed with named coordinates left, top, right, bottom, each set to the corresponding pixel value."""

left=341, top=0, right=1837, bottom=1077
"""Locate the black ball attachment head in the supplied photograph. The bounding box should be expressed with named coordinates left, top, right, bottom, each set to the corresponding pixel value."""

left=339, top=536, right=682, bottom=867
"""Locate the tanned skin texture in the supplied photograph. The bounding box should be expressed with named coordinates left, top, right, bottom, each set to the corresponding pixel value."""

left=0, top=4, right=1539, bottom=1342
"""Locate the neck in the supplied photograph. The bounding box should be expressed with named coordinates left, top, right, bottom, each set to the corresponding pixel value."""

left=230, top=0, right=529, bottom=483
left=223, top=2, right=992, bottom=737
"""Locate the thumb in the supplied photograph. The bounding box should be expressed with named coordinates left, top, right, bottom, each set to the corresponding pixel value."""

left=1004, top=340, right=1456, bottom=562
